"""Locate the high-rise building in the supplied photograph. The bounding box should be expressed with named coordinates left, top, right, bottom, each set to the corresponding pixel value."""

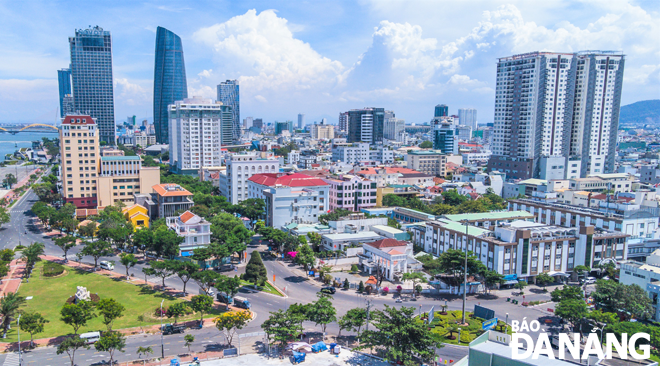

left=57, top=69, right=72, bottom=118
left=487, top=51, right=624, bottom=180
left=154, top=26, right=188, bottom=145
left=219, top=152, right=280, bottom=204
left=346, top=108, right=384, bottom=144
left=275, top=121, right=294, bottom=135
left=217, top=80, right=240, bottom=142
left=243, top=117, right=253, bottom=128
left=433, top=121, right=458, bottom=154
left=458, top=108, right=477, bottom=130
left=311, top=122, right=335, bottom=139
left=69, top=26, right=115, bottom=144
left=62, top=94, right=74, bottom=116
left=253, top=118, right=263, bottom=129
left=435, top=104, right=448, bottom=117
left=338, top=112, right=349, bottom=132
left=168, top=97, right=233, bottom=174
left=60, top=115, right=100, bottom=209
left=384, top=117, right=405, bottom=142
left=297, top=114, right=305, bottom=129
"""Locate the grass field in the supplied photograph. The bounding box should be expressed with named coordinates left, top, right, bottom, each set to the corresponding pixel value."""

left=3, top=261, right=225, bottom=343
left=240, top=280, right=283, bottom=297
left=427, top=310, right=511, bottom=345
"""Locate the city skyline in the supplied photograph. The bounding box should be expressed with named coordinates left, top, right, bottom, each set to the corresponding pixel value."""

left=0, top=1, right=658, bottom=125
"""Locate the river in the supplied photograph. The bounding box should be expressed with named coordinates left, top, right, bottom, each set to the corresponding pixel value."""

left=0, top=131, right=59, bottom=161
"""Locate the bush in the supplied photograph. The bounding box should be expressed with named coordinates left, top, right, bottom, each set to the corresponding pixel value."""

left=0, top=249, right=14, bottom=262
left=350, top=264, right=359, bottom=273
left=14, top=245, right=26, bottom=252
left=382, top=287, right=389, bottom=295
left=522, top=302, right=529, bottom=307
left=43, top=262, right=65, bottom=277
left=154, top=307, right=167, bottom=317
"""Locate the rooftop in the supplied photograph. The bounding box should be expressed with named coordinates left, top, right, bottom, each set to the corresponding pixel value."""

left=152, top=184, right=193, bottom=197
left=371, top=225, right=405, bottom=234
left=61, top=115, right=95, bottom=125
left=322, top=232, right=382, bottom=241
left=443, top=210, right=535, bottom=222
left=101, top=156, right=141, bottom=161
left=248, top=172, right=329, bottom=187
left=365, top=238, right=408, bottom=249
left=430, top=219, right=491, bottom=237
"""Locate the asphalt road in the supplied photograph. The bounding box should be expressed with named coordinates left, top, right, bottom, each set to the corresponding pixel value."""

left=0, top=191, right=574, bottom=365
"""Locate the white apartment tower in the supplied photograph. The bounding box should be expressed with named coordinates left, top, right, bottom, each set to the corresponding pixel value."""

left=384, top=117, right=405, bottom=142
left=220, top=152, right=280, bottom=204
left=338, top=112, right=349, bottom=132
left=168, top=97, right=233, bottom=174
left=458, top=108, right=477, bottom=130
left=487, top=51, right=624, bottom=180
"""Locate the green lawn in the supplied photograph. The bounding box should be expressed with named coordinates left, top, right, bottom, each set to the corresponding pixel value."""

left=426, top=310, right=512, bottom=345
left=240, top=280, right=284, bottom=297
left=4, top=261, right=225, bottom=343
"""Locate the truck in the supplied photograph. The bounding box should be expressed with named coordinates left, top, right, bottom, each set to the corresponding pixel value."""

left=161, top=323, right=186, bottom=335
left=217, top=292, right=233, bottom=305
left=233, top=296, right=251, bottom=309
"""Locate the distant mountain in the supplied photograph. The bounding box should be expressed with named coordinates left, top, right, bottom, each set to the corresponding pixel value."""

left=619, top=99, right=660, bottom=125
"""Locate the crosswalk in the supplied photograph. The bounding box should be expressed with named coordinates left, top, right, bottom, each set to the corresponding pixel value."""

left=8, top=210, right=27, bottom=214
left=2, top=352, right=20, bottom=366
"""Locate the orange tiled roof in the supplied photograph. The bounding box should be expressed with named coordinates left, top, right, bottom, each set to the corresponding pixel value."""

left=179, top=211, right=196, bottom=223
left=152, top=184, right=193, bottom=197
left=365, top=238, right=407, bottom=249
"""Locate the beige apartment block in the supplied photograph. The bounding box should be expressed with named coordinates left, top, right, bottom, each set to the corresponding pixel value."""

left=96, top=155, right=160, bottom=208
left=60, top=115, right=100, bottom=209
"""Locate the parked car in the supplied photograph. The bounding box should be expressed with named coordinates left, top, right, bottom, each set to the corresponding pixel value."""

left=80, top=331, right=101, bottom=344
left=321, top=287, right=336, bottom=294
left=581, top=277, right=597, bottom=285
left=99, top=261, right=114, bottom=271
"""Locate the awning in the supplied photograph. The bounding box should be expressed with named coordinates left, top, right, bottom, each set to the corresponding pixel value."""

left=547, top=271, right=570, bottom=277
left=503, top=280, right=518, bottom=285
left=180, top=251, right=193, bottom=257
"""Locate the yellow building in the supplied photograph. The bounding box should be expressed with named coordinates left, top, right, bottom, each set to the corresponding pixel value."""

left=122, top=204, right=150, bottom=230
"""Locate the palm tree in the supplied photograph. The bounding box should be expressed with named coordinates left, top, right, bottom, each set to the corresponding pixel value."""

left=20, top=242, right=45, bottom=269
left=0, top=293, right=26, bottom=338
left=447, top=323, right=460, bottom=340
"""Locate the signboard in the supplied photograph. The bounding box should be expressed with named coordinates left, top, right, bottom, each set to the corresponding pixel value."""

left=474, top=305, right=495, bottom=320
left=308, top=271, right=314, bottom=276
left=223, top=348, right=238, bottom=357
left=482, top=317, right=498, bottom=331
left=427, top=306, right=435, bottom=325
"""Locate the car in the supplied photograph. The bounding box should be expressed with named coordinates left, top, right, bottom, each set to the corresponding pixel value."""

left=99, top=261, right=114, bottom=271
left=320, top=287, right=336, bottom=294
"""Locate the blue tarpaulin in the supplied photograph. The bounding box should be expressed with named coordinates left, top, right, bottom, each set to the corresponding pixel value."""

left=311, top=342, right=327, bottom=352
left=293, top=351, right=306, bottom=363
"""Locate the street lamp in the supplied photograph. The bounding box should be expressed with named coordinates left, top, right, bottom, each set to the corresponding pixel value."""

left=460, top=219, right=469, bottom=325
left=160, top=299, right=165, bottom=359
left=505, top=313, right=509, bottom=333
left=458, top=328, right=462, bottom=345
left=17, top=314, right=21, bottom=366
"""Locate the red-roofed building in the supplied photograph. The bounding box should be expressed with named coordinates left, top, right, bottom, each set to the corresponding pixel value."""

left=166, top=211, right=211, bottom=257
left=247, top=173, right=329, bottom=228
left=359, top=238, right=421, bottom=281
left=351, top=167, right=434, bottom=187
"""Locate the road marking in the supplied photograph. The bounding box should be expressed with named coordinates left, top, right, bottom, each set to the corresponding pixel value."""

left=2, top=352, right=19, bottom=366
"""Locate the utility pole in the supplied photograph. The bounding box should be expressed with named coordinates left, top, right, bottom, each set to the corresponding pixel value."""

left=17, top=314, right=21, bottom=366
left=365, top=298, right=372, bottom=332
left=160, top=299, right=164, bottom=359
left=461, top=219, right=469, bottom=325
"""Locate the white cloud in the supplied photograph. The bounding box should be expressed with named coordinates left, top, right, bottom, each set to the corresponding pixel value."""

left=255, top=95, right=268, bottom=103
left=114, top=78, right=150, bottom=106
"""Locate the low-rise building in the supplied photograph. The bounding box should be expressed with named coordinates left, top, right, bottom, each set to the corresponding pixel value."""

left=321, top=231, right=383, bottom=252
left=96, top=155, right=160, bottom=208
left=327, top=213, right=388, bottom=233
left=166, top=211, right=212, bottom=257
left=358, top=238, right=421, bottom=281
left=151, top=184, right=194, bottom=218
left=331, top=142, right=394, bottom=164
left=248, top=172, right=329, bottom=228
left=220, top=151, right=280, bottom=204
left=324, top=174, right=378, bottom=212
left=442, top=211, right=535, bottom=229
left=122, top=204, right=150, bottom=230
left=620, top=249, right=660, bottom=322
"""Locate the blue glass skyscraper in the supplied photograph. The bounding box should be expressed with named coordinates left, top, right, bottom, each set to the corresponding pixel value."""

left=57, top=69, right=72, bottom=118
left=69, top=26, right=116, bottom=144
left=217, top=80, right=240, bottom=142
left=154, top=26, right=188, bottom=144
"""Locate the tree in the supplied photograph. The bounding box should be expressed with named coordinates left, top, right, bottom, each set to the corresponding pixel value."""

left=591, top=280, right=653, bottom=320
left=535, top=273, right=554, bottom=290
left=3, top=173, right=17, bottom=189
left=431, top=203, right=457, bottom=215
left=555, top=299, right=588, bottom=331
left=441, top=189, right=468, bottom=206
left=95, top=331, right=126, bottom=365
left=20, top=242, right=45, bottom=269
left=57, top=335, right=90, bottom=366
left=295, top=243, right=316, bottom=271
left=141, top=267, right=155, bottom=285
left=54, top=236, right=77, bottom=261
left=96, top=298, right=126, bottom=331
left=0, top=293, right=26, bottom=338
left=318, top=208, right=352, bottom=225
left=60, top=300, right=96, bottom=334
left=419, top=140, right=433, bottom=149
left=183, top=334, right=195, bottom=354
left=0, top=207, right=10, bottom=228
left=337, top=308, right=366, bottom=338
left=152, top=225, right=184, bottom=258
left=81, top=240, right=113, bottom=269
left=119, top=253, right=138, bottom=279
left=551, top=285, right=584, bottom=303
left=215, top=275, right=242, bottom=309
left=287, top=303, right=310, bottom=329
left=307, top=296, right=336, bottom=333
left=402, top=272, right=427, bottom=295
left=261, top=309, right=304, bottom=352
left=150, top=260, right=176, bottom=288
left=214, top=310, right=251, bottom=347
left=132, top=228, right=154, bottom=253
left=192, top=270, right=220, bottom=296
left=166, top=302, right=189, bottom=324
left=170, top=261, right=200, bottom=294
left=244, top=251, right=268, bottom=286
left=437, top=249, right=486, bottom=286
left=357, top=305, right=438, bottom=365
left=210, top=212, right=252, bottom=261
left=514, top=281, right=528, bottom=294
left=483, top=270, right=505, bottom=294
left=0, top=248, right=14, bottom=262
left=573, top=265, right=591, bottom=280
left=190, top=294, right=214, bottom=324
left=78, top=221, right=97, bottom=239
left=137, top=345, right=153, bottom=360
left=358, top=281, right=365, bottom=293
left=343, top=278, right=350, bottom=290
left=387, top=217, right=402, bottom=229
left=18, top=311, right=48, bottom=347
left=307, top=232, right=322, bottom=251
left=235, top=198, right=265, bottom=221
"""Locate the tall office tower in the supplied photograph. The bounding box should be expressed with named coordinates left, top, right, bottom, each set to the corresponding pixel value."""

left=297, top=114, right=305, bottom=129
left=57, top=69, right=72, bottom=117
left=384, top=117, right=405, bottom=142
left=217, top=80, right=240, bottom=142
left=338, top=112, right=349, bottom=132
left=435, top=104, right=448, bottom=117
left=243, top=117, right=253, bottom=128
left=253, top=118, right=263, bottom=129
left=168, top=97, right=232, bottom=174
left=275, top=121, right=294, bottom=135
left=69, top=26, right=116, bottom=144
left=487, top=51, right=625, bottom=180
left=346, top=108, right=385, bottom=144
left=433, top=121, right=458, bottom=154
left=570, top=51, right=625, bottom=177
left=153, top=26, right=188, bottom=145
left=62, top=94, right=74, bottom=116
left=458, top=108, right=477, bottom=130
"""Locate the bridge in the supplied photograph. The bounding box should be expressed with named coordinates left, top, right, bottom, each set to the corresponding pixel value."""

left=0, top=124, right=59, bottom=134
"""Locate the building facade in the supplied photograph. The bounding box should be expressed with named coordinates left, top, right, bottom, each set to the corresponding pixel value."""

left=405, top=150, right=447, bottom=177
left=69, top=26, right=115, bottom=144
left=152, top=184, right=194, bottom=218
left=433, top=121, right=458, bottom=154
left=338, top=111, right=349, bottom=132
left=346, top=108, right=385, bottom=143
left=248, top=172, right=329, bottom=228
left=297, top=113, right=305, bottom=129
left=168, top=97, right=232, bottom=174
left=311, top=123, right=335, bottom=140
left=57, top=69, right=72, bottom=118
left=166, top=211, right=212, bottom=256
left=324, top=174, right=377, bottom=212
left=60, top=115, right=100, bottom=208
left=275, top=121, right=294, bottom=135
left=458, top=108, right=477, bottom=130
left=435, top=104, right=448, bottom=117
left=221, top=152, right=280, bottom=204
left=96, top=154, right=160, bottom=208
left=217, top=80, right=240, bottom=142
left=384, top=117, right=405, bottom=142
left=487, top=51, right=625, bottom=180
left=153, top=26, right=188, bottom=145
left=331, top=142, right=394, bottom=164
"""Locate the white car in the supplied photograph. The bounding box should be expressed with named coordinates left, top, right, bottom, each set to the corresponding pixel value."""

left=100, top=261, right=114, bottom=271
left=582, top=276, right=596, bottom=284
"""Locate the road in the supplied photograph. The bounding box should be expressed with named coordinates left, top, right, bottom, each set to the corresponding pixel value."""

left=0, top=191, right=575, bottom=365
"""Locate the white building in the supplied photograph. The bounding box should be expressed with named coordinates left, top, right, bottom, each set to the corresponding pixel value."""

left=358, top=238, right=420, bottom=282
left=620, top=249, right=660, bottom=322
left=247, top=172, right=329, bottom=228
left=384, top=117, right=405, bottom=142
left=458, top=108, right=477, bottom=130
left=168, top=97, right=233, bottom=174
left=331, top=142, right=394, bottom=164
left=166, top=211, right=212, bottom=256
left=220, top=151, right=280, bottom=204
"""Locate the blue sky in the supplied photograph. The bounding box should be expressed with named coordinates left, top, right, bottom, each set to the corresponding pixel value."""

left=0, top=0, right=658, bottom=125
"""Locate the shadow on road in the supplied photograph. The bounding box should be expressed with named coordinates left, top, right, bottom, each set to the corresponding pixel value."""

left=284, top=276, right=308, bottom=283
